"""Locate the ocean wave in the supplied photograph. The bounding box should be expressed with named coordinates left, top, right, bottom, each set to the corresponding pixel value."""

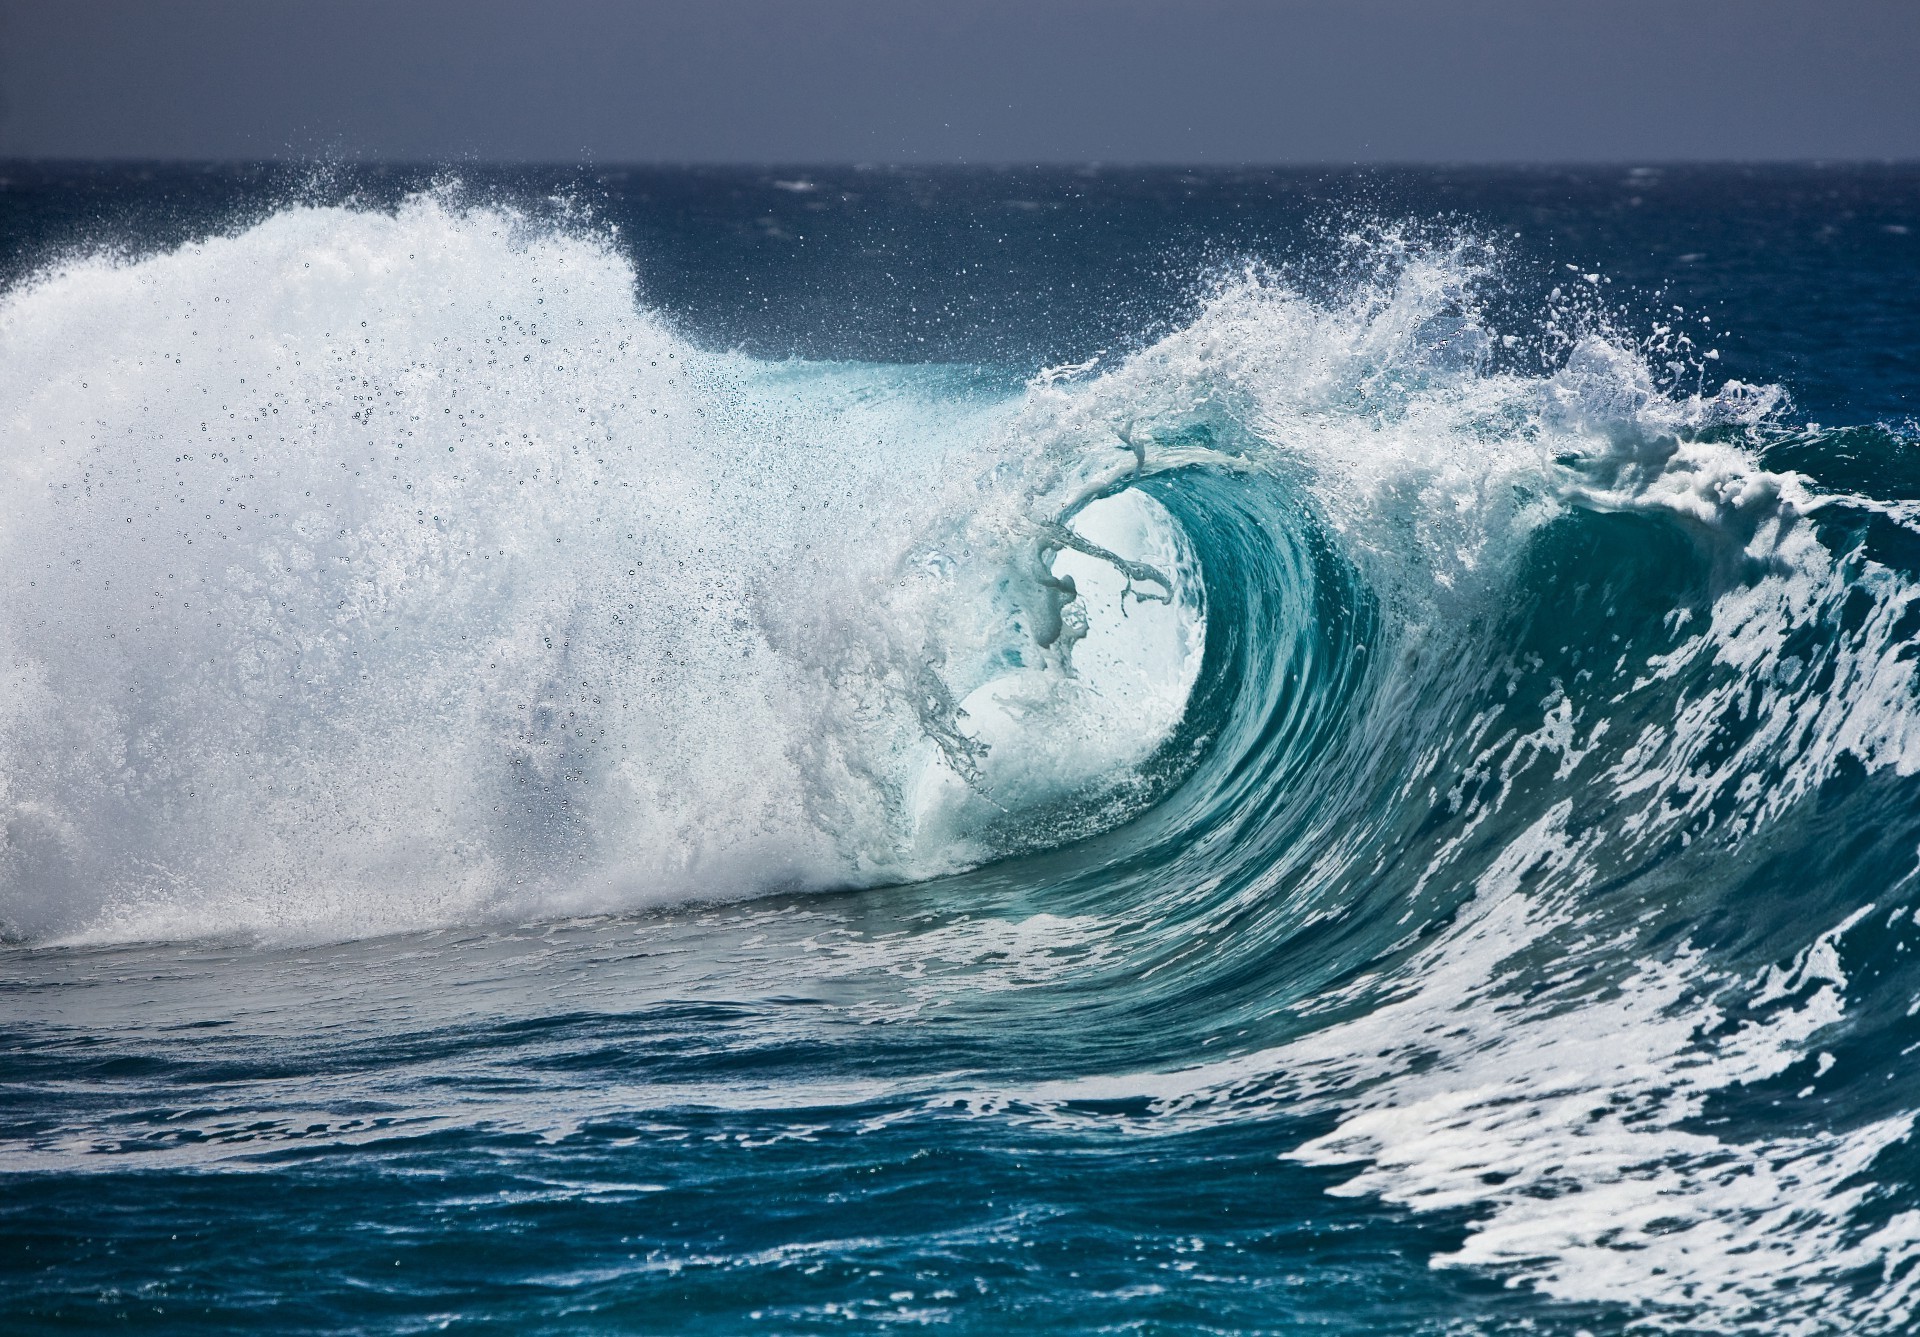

left=6, top=191, right=1920, bottom=1330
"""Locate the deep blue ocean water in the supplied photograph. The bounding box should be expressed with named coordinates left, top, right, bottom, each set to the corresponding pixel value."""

left=2, top=164, right=1919, bottom=1334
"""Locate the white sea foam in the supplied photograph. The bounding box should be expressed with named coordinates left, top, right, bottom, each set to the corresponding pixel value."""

left=0, top=195, right=1202, bottom=944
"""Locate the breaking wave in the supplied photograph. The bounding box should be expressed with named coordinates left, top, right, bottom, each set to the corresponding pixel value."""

left=7, top=193, right=1920, bottom=1330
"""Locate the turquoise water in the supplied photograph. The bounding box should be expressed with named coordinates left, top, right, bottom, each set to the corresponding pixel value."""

left=4, top=166, right=1920, bottom=1333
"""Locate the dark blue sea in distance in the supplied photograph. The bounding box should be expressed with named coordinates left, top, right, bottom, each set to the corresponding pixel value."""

left=2, top=164, right=1919, bottom=1334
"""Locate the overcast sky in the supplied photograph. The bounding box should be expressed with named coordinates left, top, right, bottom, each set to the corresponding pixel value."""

left=2, top=0, right=1916, bottom=163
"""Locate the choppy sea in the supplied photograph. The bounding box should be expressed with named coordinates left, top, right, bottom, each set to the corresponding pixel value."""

left=3, top=163, right=1920, bottom=1333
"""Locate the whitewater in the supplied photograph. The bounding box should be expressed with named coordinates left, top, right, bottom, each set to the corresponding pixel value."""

left=5, top=167, right=1920, bottom=1335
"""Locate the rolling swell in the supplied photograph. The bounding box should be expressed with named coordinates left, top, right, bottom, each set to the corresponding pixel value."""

left=5, top=188, right=1920, bottom=1331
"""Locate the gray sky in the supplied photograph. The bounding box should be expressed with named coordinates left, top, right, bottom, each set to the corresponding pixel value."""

left=2, top=0, right=1916, bottom=163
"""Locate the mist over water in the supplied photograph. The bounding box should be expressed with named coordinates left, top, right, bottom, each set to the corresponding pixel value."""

left=5, top=167, right=1920, bottom=1335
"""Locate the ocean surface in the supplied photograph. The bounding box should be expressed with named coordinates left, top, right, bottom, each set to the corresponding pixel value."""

left=2, top=163, right=1919, bottom=1334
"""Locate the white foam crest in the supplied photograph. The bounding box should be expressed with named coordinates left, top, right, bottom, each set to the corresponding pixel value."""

left=1049, top=253, right=1920, bottom=869
left=1542, top=359, right=1920, bottom=849
left=0, top=195, right=1203, bottom=944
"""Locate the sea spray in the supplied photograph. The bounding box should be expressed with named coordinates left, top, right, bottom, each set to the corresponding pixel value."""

left=0, top=195, right=1203, bottom=942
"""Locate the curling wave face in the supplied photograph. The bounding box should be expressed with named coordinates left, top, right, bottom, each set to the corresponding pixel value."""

left=7, top=191, right=1920, bottom=1332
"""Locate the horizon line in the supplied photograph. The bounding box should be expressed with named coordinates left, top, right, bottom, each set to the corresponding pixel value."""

left=4, top=156, right=1920, bottom=170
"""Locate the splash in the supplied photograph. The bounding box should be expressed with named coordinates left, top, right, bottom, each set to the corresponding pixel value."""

left=0, top=194, right=1202, bottom=943
left=8, top=190, right=1920, bottom=1333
